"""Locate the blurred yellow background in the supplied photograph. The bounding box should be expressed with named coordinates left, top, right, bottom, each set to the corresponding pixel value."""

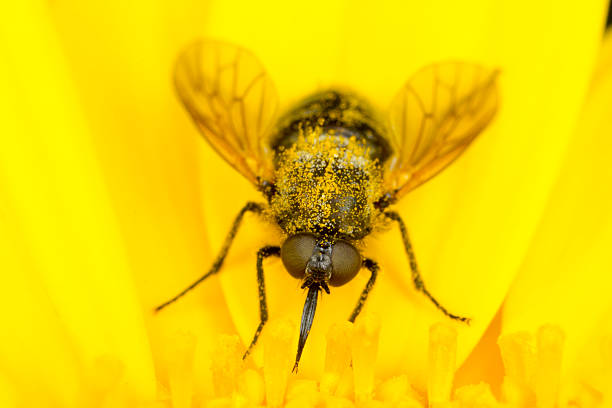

left=0, top=1, right=610, bottom=406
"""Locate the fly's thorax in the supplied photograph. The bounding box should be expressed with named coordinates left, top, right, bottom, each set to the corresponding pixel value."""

left=270, top=90, right=392, bottom=163
left=269, top=129, right=384, bottom=240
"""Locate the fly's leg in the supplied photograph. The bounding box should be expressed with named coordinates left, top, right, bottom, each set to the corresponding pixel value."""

left=154, top=202, right=265, bottom=312
left=244, top=245, right=281, bottom=359
left=384, top=211, right=471, bottom=324
left=348, top=258, right=379, bottom=323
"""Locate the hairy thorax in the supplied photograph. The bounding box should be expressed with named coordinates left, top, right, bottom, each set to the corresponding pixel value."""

left=269, top=129, right=385, bottom=241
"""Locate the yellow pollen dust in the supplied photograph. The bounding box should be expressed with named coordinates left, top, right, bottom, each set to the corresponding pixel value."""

left=147, top=317, right=611, bottom=408
left=270, top=127, right=384, bottom=238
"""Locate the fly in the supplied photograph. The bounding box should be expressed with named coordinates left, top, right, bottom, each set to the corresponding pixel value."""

left=155, top=39, right=500, bottom=372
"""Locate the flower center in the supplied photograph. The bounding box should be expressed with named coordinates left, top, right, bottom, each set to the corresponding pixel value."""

left=154, top=317, right=609, bottom=408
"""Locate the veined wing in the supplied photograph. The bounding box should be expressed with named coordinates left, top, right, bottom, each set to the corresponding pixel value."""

left=174, top=40, right=279, bottom=185
left=385, top=62, right=500, bottom=199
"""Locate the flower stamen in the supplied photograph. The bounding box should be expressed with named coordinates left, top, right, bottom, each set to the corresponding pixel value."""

left=263, top=319, right=295, bottom=407
left=166, top=331, right=196, bottom=408
left=322, top=321, right=354, bottom=397
left=535, top=325, right=565, bottom=408
left=211, top=334, right=244, bottom=397
left=428, top=322, right=458, bottom=407
left=351, top=312, right=381, bottom=404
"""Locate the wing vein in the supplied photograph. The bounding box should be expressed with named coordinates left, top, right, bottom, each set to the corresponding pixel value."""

left=385, top=61, right=499, bottom=198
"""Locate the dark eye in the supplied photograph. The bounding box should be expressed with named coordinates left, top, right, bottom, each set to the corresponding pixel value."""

left=329, top=241, right=361, bottom=286
left=281, top=234, right=316, bottom=279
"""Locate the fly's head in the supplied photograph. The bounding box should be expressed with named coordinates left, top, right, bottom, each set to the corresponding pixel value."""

left=281, top=233, right=362, bottom=289
left=280, top=233, right=362, bottom=371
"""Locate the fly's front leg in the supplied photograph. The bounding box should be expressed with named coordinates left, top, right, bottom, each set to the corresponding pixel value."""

left=349, top=258, right=379, bottom=323
left=244, top=245, right=281, bottom=359
left=384, top=211, right=471, bottom=324
left=154, top=202, right=264, bottom=312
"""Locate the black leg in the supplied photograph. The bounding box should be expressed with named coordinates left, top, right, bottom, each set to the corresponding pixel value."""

left=349, top=258, right=379, bottom=323
left=243, top=245, right=280, bottom=359
left=384, top=211, right=471, bottom=324
left=154, top=202, right=264, bottom=312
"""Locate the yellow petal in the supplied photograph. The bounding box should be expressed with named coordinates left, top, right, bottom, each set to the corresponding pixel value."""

left=48, top=1, right=240, bottom=398
left=1, top=1, right=158, bottom=404
left=199, top=0, right=608, bottom=387
left=501, top=30, right=612, bottom=399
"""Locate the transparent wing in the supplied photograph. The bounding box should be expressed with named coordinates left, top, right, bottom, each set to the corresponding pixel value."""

left=174, top=40, right=279, bottom=185
left=385, top=62, right=500, bottom=199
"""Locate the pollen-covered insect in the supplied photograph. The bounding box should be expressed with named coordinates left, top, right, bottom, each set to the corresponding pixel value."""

left=156, top=39, right=499, bottom=371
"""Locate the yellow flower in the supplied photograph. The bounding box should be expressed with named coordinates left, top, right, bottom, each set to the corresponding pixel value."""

left=0, top=1, right=610, bottom=407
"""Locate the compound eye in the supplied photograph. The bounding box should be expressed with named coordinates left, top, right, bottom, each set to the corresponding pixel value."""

left=281, top=234, right=316, bottom=279
left=330, top=241, right=361, bottom=287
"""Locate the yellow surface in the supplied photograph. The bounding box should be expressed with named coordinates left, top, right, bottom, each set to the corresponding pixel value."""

left=0, top=0, right=610, bottom=406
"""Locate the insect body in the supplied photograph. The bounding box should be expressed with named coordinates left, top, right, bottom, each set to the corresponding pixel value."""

left=271, top=91, right=389, bottom=239
left=157, top=40, right=499, bottom=371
